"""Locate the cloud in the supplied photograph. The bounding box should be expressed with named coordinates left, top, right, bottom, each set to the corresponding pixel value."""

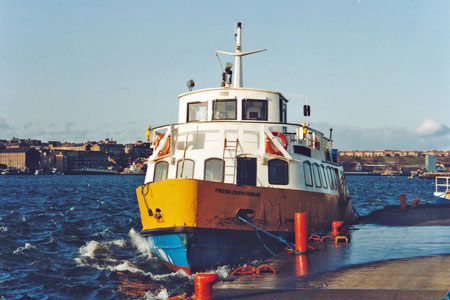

left=414, top=119, right=449, bottom=137
left=313, top=121, right=450, bottom=151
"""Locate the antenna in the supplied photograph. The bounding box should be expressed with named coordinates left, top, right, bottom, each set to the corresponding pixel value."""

left=216, top=22, right=266, bottom=88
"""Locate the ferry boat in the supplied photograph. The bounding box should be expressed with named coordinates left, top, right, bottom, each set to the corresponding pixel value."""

left=136, top=22, right=355, bottom=274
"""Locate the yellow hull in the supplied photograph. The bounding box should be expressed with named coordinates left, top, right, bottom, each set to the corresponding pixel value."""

left=136, top=179, right=354, bottom=233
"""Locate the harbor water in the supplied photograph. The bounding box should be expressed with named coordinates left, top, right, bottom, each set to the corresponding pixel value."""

left=0, top=175, right=437, bottom=299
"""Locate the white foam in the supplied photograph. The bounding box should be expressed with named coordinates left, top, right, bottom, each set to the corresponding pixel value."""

left=143, top=288, right=169, bottom=300
left=78, top=240, right=111, bottom=259
left=106, top=261, right=145, bottom=274
left=105, top=239, right=127, bottom=247
left=0, top=226, right=8, bottom=233
left=13, top=243, right=36, bottom=254
left=74, top=239, right=149, bottom=274
left=151, top=269, right=191, bottom=281
left=215, top=265, right=232, bottom=279
left=93, top=227, right=113, bottom=237
left=129, top=228, right=153, bottom=258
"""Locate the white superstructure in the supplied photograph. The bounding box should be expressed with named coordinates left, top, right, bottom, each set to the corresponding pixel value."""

left=144, top=22, right=346, bottom=198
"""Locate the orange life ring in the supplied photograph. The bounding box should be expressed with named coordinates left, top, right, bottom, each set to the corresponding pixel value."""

left=265, top=131, right=288, bottom=156
left=154, top=133, right=170, bottom=156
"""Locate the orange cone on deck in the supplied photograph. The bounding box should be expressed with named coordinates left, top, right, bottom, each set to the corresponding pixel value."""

left=195, top=273, right=218, bottom=300
left=295, top=212, right=308, bottom=253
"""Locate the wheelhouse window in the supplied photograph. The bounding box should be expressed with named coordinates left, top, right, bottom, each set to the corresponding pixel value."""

left=204, top=158, right=224, bottom=182
left=154, top=161, right=169, bottom=182
left=320, top=165, right=328, bottom=188
left=187, top=102, right=207, bottom=122
left=242, top=99, right=267, bottom=120
left=213, top=100, right=237, bottom=120
left=303, top=161, right=313, bottom=187
left=268, top=159, right=288, bottom=185
left=312, top=163, right=322, bottom=187
left=176, top=159, right=194, bottom=179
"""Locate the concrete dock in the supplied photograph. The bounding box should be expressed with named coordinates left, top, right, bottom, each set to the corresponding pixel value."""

left=213, top=205, right=450, bottom=299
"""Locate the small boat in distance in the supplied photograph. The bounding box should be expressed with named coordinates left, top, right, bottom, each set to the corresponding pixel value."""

left=136, top=22, right=355, bottom=274
left=434, top=176, right=450, bottom=204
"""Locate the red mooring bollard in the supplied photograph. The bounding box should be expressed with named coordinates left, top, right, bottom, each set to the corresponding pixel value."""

left=296, top=254, right=308, bottom=277
left=331, top=221, right=344, bottom=236
left=400, top=194, right=407, bottom=211
left=412, top=198, right=420, bottom=208
left=295, top=212, right=308, bottom=253
left=195, top=273, right=218, bottom=300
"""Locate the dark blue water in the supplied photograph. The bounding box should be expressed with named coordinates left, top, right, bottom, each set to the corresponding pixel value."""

left=0, top=175, right=436, bottom=299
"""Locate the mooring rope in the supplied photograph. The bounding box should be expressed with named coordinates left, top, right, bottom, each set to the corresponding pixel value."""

left=255, top=230, right=276, bottom=256
left=237, top=216, right=306, bottom=254
left=140, top=183, right=153, bottom=216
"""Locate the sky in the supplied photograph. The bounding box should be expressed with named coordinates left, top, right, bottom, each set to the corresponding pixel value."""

left=0, top=0, right=449, bottom=150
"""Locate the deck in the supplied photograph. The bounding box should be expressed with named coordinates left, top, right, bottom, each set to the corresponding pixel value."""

left=213, top=204, right=450, bottom=299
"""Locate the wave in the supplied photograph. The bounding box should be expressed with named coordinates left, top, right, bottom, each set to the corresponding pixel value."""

left=129, top=228, right=153, bottom=258
left=143, top=288, right=169, bottom=300
left=0, top=226, right=8, bottom=232
left=13, top=243, right=36, bottom=254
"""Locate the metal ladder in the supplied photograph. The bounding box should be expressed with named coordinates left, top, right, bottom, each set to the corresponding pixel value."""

left=223, top=138, right=238, bottom=184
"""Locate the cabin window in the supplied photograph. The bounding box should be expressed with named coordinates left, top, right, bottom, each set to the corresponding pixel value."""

left=176, top=159, right=194, bottom=179
left=187, top=102, right=207, bottom=122
left=303, top=161, right=313, bottom=187
left=268, top=159, right=288, bottom=185
left=279, top=98, right=287, bottom=123
left=293, top=145, right=311, bottom=157
left=242, top=99, right=268, bottom=120
left=320, top=165, right=328, bottom=188
left=313, top=163, right=322, bottom=187
left=327, top=167, right=335, bottom=189
left=333, top=168, right=340, bottom=189
left=213, top=100, right=237, bottom=120
left=154, top=161, right=169, bottom=182
left=204, top=158, right=224, bottom=182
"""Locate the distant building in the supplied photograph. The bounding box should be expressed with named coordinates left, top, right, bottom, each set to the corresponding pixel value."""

left=51, top=143, right=92, bottom=152
left=54, top=150, right=109, bottom=172
left=91, top=139, right=125, bottom=154
left=0, top=148, right=41, bottom=171
left=342, top=162, right=362, bottom=171
left=425, top=155, right=436, bottom=172
left=124, top=141, right=152, bottom=159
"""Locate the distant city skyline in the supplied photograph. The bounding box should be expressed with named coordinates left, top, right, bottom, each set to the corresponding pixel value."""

left=1, top=1, right=449, bottom=150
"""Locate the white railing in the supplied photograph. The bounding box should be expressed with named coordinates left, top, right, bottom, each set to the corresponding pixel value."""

left=150, top=121, right=332, bottom=157
left=435, top=176, right=450, bottom=194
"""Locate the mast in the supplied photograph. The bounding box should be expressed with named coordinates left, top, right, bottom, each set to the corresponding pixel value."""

left=216, top=22, right=266, bottom=88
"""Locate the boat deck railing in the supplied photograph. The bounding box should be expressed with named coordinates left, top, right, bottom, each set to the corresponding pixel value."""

left=151, top=121, right=332, bottom=154
left=435, top=176, right=450, bottom=194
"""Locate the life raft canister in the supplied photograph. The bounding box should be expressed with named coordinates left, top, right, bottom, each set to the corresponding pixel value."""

left=265, top=131, right=288, bottom=156
left=154, top=133, right=171, bottom=156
